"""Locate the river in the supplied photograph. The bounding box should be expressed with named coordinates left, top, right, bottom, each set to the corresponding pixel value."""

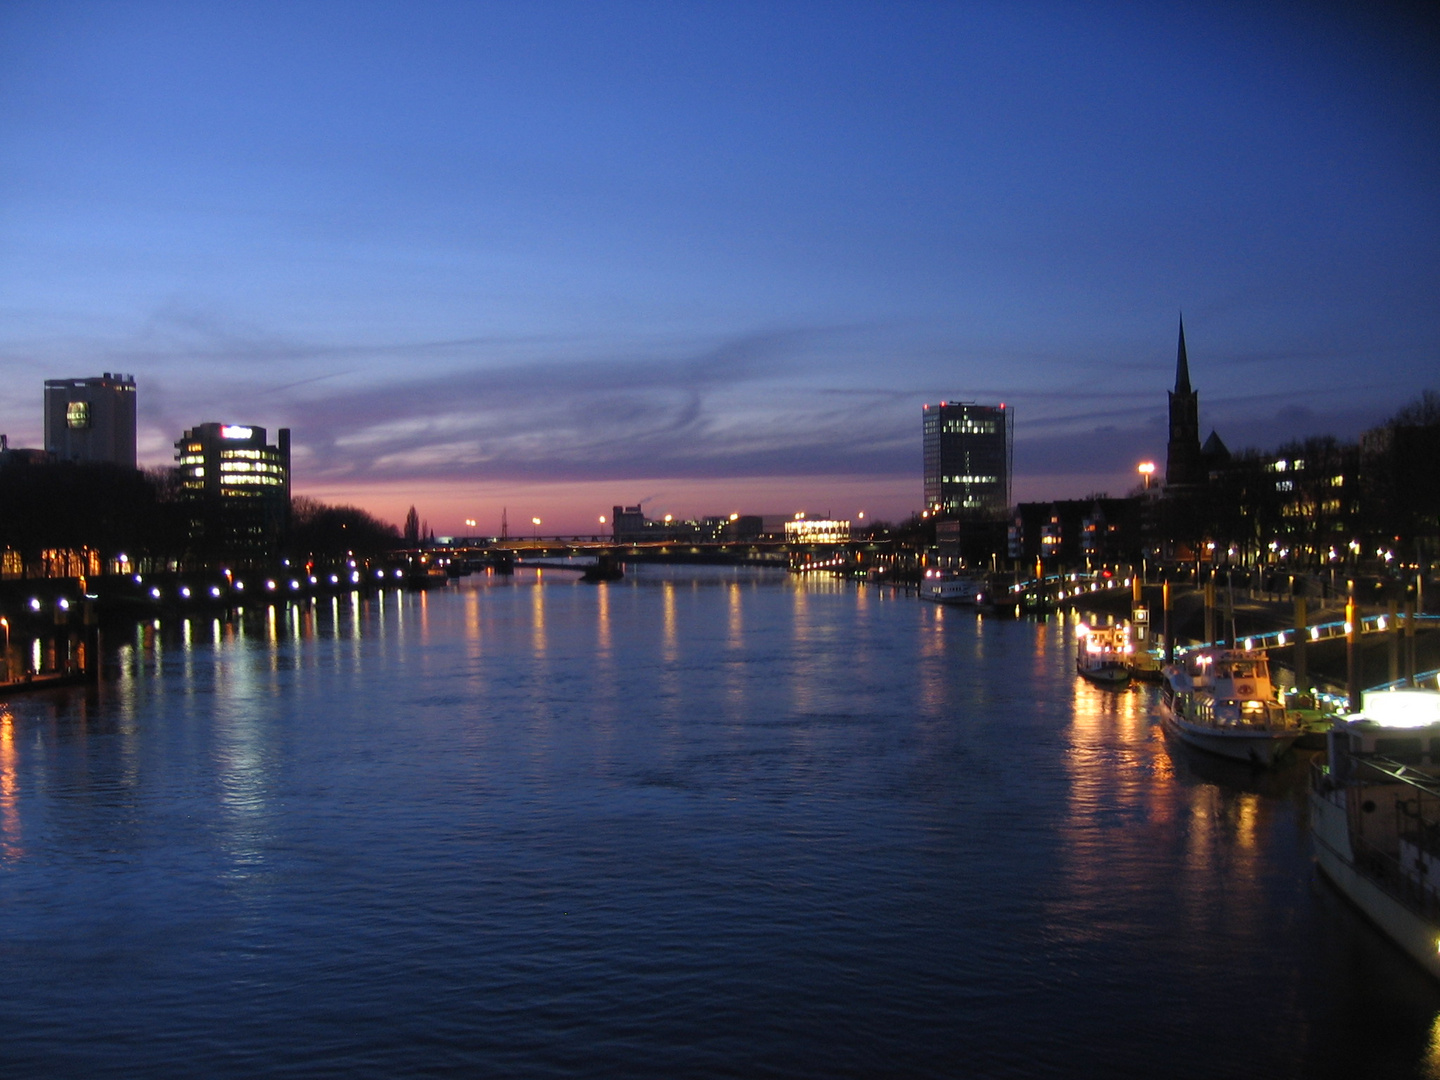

left=2, top=566, right=1438, bottom=1078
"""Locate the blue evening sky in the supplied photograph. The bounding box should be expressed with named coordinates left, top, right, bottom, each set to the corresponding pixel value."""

left=2, top=1, right=1437, bottom=532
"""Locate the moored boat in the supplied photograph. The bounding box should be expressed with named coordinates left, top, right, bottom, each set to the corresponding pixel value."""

left=1311, top=690, right=1440, bottom=980
left=920, top=570, right=986, bottom=606
left=1160, top=647, right=1301, bottom=766
left=1127, top=648, right=1166, bottom=683
left=1075, top=622, right=1131, bottom=688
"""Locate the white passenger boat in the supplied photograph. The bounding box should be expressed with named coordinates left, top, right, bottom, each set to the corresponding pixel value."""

left=1160, top=647, right=1301, bottom=766
left=1311, top=690, right=1440, bottom=980
left=919, top=571, right=986, bottom=606
left=1075, top=623, right=1131, bottom=688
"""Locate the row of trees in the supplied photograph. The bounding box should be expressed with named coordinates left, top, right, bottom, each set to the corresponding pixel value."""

left=0, top=462, right=401, bottom=575
left=1167, top=391, right=1440, bottom=568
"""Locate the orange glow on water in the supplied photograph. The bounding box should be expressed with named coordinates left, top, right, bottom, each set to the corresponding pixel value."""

left=0, top=709, right=23, bottom=863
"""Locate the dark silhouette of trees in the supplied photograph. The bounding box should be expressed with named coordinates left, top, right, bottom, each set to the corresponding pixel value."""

left=1363, top=390, right=1440, bottom=559
left=0, top=461, right=185, bottom=573
left=288, top=497, right=401, bottom=559
left=403, top=505, right=420, bottom=546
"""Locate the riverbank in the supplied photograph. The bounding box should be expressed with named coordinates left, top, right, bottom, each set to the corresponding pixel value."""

left=1072, top=583, right=1440, bottom=693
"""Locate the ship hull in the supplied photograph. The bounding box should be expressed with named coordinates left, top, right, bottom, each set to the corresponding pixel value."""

left=1160, top=708, right=1297, bottom=766
left=1077, top=660, right=1130, bottom=688
left=1311, top=788, right=1440, bottom=980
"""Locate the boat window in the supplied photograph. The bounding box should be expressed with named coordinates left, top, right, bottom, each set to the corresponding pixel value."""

left=1375, top=737, right=1424, bottom=764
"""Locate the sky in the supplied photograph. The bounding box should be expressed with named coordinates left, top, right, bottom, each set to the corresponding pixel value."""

left=2, top=1, right=1437, bottom=535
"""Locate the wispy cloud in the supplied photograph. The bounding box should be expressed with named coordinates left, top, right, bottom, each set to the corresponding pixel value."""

left=279, top=329, right=923, bottom=485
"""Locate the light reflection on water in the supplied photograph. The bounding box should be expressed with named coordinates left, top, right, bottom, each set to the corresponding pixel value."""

left=2, top=567, right=1440, bottom=1078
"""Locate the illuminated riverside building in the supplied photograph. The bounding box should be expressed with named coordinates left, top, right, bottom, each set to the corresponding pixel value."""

left=44, top=373, right=137, bottom=468
left=175, top=423, right=291, bottom=565
left=783, top=517, right=850, bottom=543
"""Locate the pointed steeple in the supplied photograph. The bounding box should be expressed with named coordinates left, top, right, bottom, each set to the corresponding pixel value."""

left=1165, top=315, right=1202, bottom=489
left=1174, top=315, right=1192, bottom=395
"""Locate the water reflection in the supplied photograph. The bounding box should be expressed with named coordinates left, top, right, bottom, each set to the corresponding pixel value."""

left=0, top=707, right=21, bottom=863
left=1059, top=646, right=1312, bottom=992
left=3, top=575, right=1438, bottom=1078
left=531, top=579, right=547, bottom=656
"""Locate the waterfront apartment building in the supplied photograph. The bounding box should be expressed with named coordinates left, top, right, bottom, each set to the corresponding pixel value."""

left=44, top=373, right=137, bottom=468
left=922, top=401, right=1012, bottom=520
left=175, top=422, right=291, bottom=564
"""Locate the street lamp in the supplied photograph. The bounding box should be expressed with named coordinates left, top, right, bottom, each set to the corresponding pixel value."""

left=1138, top=461, right=1156, bottom=490
left=532, top=517, right=541, bottom=541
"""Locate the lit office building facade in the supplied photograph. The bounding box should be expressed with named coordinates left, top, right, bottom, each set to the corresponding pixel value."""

left=922, top=401, right=1012, bottom=520
left=175, top=423, right=291, bottom=564
left=44, top=373, right=138, bottom=468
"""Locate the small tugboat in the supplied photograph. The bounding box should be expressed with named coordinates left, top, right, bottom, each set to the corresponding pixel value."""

left=581, top=553, right=625, bottom=583
left=1127, top=649, right=1166, bottom=683
left=919, top=570, right=986, bottom=606
left=1311, top=690, right=1440, bottom=980
left=1075, top=623, right=1132, bottom=688
left=1160, top=647, right=1301, bottom=766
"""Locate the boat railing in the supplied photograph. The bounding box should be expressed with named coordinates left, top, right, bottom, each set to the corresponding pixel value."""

left=1347, top=833, right=1440, bottom=925
left=1189, top=697, right=1300, bottom=731
left=1350, top=756, right=1440, bottom=799
left=1314, top=756, right=1440, bottom=924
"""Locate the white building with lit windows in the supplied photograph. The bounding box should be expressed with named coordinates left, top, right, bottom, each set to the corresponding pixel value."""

left=783, top=516, right=850, bottom=543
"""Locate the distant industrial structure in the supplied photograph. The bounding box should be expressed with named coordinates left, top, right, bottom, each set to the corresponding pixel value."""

left=610, top=505, right=775, bottom=544
left=43, top=373, right=138, bottom=469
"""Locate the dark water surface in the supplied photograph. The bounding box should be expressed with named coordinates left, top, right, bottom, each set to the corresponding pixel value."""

left=4, top=567, right=1440, bottom=1078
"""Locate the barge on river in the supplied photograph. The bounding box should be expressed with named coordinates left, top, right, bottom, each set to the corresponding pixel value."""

left=919, top=571, right=987, bottom=606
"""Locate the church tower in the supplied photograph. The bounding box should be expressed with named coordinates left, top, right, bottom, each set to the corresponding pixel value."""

left=1165, top=317, right=1203, bottom=489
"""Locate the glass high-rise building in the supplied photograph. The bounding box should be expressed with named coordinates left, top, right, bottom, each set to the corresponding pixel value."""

left=922, top=401, right=1012, bottom=520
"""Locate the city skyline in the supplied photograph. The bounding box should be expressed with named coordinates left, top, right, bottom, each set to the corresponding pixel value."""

left=2, top=2, right=1437, bottom=532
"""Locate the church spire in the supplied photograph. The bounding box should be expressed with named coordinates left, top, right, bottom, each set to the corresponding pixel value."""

left=1174, top=315, right=1192, bottom=395
left=1165, top=315, right=1202, bottom=489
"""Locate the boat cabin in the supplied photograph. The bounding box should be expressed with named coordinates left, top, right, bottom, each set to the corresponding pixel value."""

left=1330, top=690, right=1440, bottom=770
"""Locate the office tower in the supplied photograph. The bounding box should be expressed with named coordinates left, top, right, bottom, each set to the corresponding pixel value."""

left=44, top=373, right=138, bottom=468
left=175, top=422, right=291, bottom=564
left=922, top=401, right=1012, bottom=520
